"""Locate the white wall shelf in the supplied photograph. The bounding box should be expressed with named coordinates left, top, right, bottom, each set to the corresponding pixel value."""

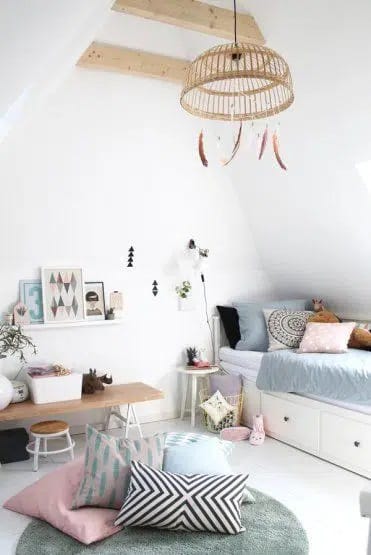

left=22, top=320, right=123, bottom=331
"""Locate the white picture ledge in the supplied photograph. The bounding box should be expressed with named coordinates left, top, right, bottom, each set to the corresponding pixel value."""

left=22, top=320, right=123, bottom=331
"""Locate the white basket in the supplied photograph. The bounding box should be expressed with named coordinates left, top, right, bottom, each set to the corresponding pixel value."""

left=26, top=372, right=82, bottom=404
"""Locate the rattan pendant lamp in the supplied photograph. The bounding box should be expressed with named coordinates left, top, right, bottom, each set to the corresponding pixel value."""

left=180, top=1, right=294, bottom=121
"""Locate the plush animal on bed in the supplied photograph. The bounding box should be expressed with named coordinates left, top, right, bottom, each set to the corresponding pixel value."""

left=82, top=369, right=113, bottom=394
left=309, top=299, right=341, bottom=323
left=309, top=299, right=371, bottom=351
left=348, top=328, right=371, bottom=350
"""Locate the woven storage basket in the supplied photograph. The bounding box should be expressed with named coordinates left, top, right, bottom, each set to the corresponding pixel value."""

left=199, top=388, right=243, bottom=434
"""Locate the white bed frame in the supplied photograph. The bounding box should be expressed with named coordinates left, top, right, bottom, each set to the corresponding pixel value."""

left=213, top=316, right=371, bottom=478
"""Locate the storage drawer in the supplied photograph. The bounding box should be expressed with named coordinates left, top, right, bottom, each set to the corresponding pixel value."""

left=261, top=393, right=320, bottom=453
left=320, top=412, right=371, bottom=476
left=242, top=380, right=261, bottom=428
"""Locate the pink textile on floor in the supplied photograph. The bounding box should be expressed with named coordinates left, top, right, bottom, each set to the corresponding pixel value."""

left=3, top=457, right=122, bottom=545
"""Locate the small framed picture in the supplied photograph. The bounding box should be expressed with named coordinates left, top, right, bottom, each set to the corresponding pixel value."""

left=84, top=282, right=106, bottom=321
left=42, top=267, right=85, bottom=323
left=19, top=279, right=44, bottom=324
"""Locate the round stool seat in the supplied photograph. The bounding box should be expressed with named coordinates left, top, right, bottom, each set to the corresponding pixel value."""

left=27, top=420, right=74, bottom=472
left=30, top=420, right=69, bottom=435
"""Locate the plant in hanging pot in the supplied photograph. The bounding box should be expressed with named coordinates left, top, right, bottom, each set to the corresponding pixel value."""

left=0, top=323, right=37, bottom=410
left=175, top=281, right=193, bottom=311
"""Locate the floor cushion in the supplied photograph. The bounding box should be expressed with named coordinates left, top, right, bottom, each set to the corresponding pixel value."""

left=115, top=461, right=248, bottom=534
left=3, top=457, right=121, bottom=545
left=165, top=431, right=233, bottom=456
left=73, top=425, right=166, bottom=509
left=15, top=487, right=309, bottom=555
left=163, top=438, right=255, bottom=504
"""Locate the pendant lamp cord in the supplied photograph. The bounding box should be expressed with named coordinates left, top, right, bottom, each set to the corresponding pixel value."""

left=233, top=0, right=237, bottom=44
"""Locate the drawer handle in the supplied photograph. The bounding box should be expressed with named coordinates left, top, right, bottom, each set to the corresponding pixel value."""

left=283, top=416, right=290, bottom=422
left=354, top=441, right=361, bottom=448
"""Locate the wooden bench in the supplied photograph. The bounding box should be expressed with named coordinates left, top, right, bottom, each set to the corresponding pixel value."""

left=0, top=382, right=164, bottom=439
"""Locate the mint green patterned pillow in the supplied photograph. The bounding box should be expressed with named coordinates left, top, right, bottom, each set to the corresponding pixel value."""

left=73, top=425, right=166, bottom=510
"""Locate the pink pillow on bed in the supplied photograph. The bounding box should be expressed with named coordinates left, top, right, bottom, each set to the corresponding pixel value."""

left=298, top=322, right=355, bottom=354
left=3, top=457, right=122, bottom=545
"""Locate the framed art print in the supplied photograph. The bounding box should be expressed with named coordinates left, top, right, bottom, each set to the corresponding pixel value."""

left=84, top=282, right=106, bottom=321
left=41, top=267, right=85, bottom=323
left=19, top=279, right=44, bottom=324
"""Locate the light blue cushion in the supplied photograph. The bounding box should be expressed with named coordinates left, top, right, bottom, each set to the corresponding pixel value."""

left=164, top=439, right=231, bottom=475
left=233, top=299, right=310, bottom=352
left=165, top=431, right=233, bottom=456
left=163, top=438, right=255, bottom=504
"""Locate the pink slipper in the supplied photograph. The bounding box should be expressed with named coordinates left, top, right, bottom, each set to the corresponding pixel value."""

left=249, top=414, right=265, bottom=446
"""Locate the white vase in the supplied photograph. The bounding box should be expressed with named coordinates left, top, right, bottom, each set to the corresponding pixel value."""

left=178, top=297, right=193, bottom=311
left=0, top=371, right=13, bottom=410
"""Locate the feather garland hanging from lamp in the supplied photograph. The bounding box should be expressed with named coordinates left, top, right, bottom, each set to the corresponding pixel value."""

left=181, top=0, right=293, bottom=169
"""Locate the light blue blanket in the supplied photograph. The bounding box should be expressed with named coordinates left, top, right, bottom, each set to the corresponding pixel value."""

left=256, top=349, right=371, bottom=405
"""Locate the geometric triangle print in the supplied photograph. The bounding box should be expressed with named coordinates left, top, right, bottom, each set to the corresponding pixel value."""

left=72, top=295, right=79, bottom=316
left=58, top=296, right=65, bottom=307
left=51, top=297, right=58, bottom=317
left=57, top=272, right=64, bottom=293
left=63, top=272, right=70, bottom=293
left=70, top=272, right=77, bottom=293
left=65, top=306, right=72, bottom=316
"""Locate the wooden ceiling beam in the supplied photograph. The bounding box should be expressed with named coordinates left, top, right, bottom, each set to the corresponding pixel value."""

left=112, top=0, right=265, bottom=45
left=78, top=42, right=190, bottom=83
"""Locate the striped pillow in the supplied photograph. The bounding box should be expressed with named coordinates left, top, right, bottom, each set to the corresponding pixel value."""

left=73, top=425, right=165, bottom=509
left=115, top=461, right=247, bottom=534
left=165, top=431, right=234, bottom=457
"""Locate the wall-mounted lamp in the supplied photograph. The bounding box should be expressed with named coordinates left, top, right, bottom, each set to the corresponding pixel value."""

left=188, top=239, right=209, bottom=259
left=187, top=239, right=214, bottom=360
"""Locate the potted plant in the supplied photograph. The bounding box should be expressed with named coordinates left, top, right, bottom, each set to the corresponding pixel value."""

left=0, top=323, right=37, bottom=410
left=186, top=346, right=199, bottom=366
left=175, top=281, right=192, bottom=311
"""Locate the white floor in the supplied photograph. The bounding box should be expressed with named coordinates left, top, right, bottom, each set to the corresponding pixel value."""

left=0, top=418, right=369, bottom=555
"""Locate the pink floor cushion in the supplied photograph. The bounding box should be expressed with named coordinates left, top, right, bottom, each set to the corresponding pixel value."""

left=220, top=427, right=251, bottom=441
left=3, top=457, right=122, bottom=545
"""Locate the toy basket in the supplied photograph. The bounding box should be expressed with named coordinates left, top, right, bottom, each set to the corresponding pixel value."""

left=199, top=388, right=243, bottom=433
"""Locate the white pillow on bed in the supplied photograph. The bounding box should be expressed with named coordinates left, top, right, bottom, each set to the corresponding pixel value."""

left=263, top=309, right=313, bottom=351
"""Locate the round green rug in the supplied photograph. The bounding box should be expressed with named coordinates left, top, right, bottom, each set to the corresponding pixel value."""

left=16, top=488, right=308, bottom=555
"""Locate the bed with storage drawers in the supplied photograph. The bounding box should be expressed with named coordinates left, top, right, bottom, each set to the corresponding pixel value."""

left=213, top=316, right=371, bottom=478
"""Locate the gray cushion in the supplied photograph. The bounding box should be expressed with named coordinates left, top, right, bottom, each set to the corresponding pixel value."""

left=209, top=374, right=242, bottom=396
left=233, top=299, right=310, bottom=352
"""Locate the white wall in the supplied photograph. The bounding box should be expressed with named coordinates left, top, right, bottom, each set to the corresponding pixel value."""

left=0, top=8, right=273, bottom=428
left=229, top=0, right=371, bottom=318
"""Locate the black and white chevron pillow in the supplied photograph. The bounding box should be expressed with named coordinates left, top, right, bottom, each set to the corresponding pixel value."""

left=115, top=461, right=247, bottom=535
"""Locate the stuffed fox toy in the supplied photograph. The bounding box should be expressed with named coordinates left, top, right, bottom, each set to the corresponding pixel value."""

left=309, top=299, right=371, bottom=350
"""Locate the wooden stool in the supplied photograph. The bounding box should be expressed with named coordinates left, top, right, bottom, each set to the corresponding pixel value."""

left=26, top=420, right=75, bottom=471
